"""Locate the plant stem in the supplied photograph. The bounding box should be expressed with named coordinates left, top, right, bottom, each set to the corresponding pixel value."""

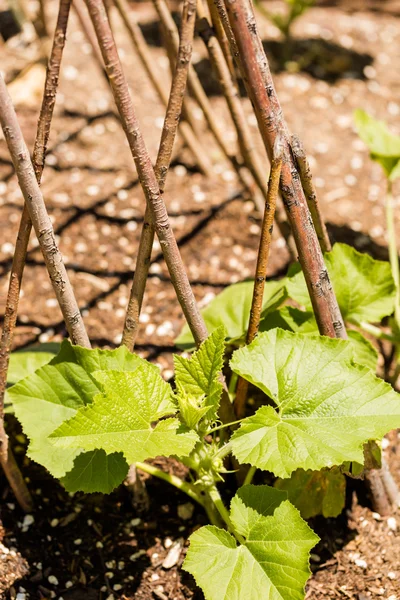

left=207, top=418, right=244, bottom=435
left=222, top=0, right=346, bottom=341
left=360, top=321, right=400, bottom=344
left=243, top=465, right=256, bottom=486
left=291, top=134, right=331, bottom=253
left=207, top=484, right=244, bottom=542
left=206, top=0, right=237, bottom=84
left=136, top=461, right=205, bottom=507
left=214, top=440, right=233, bottom=460
left=386, top=181, right=400, bottom=331
left=121, top=0, right=197, bottom=350
left=235, top=136, right=283, bottom=418
left=73, top=0, right=111, bottom=86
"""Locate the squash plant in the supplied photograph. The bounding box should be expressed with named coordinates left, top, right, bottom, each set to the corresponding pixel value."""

left=176, top=242, right=398, bottom=520
left=7, top=241, right=400, bottom=599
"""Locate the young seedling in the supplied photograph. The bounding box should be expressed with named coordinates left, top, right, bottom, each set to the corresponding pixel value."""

left=354, top=109, right=400, bottom=351
left=254, top=0, right=315, bottom=65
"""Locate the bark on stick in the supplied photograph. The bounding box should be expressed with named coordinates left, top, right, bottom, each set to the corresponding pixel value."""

left=234, top=137, right=283, bottom=418
left=0, top=76, right=90, bottom=348
left=196, top=1, right=295, bottom=257
left=122, top=0, right=197, bottom=350
left=84, top=0, right=208, bottom=347
left=0, top=0, right=75, bottom=512
left=291, top=134, right=331, bottom=253
left=113, top=0, right=212, bottom=177
left=223, top=0, right=345, bottom=339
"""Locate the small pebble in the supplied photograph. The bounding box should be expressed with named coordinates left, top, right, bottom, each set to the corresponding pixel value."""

left=48, top=575, right=59, bottom=586
left=177, top=502, right=195, bottom=520
left=74, top=538, right=82, bottom=545
left=354, top=558, right=367, bottom=569
left=387, top=517, right=397, bottom=531
left=50, top=519, right=59, bottom=527
left=22, top=515, right=34, bottom=528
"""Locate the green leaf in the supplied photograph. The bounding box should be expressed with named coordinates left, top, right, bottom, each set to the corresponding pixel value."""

left=347, top=330, right=378, bottom=371
left=8, top=341, right=145, bottom=478
left=183, top=484, right=318, bottom=600
left=175, top=280, right=287, bottom=350
left=60, top=450, right=129, bottom=494
left=5, top=343, right=61, bottom=410
left=174, top=327, right=225, bottom=425
left=230, top=329, right=400, bottom=477
left=287, top=243, right=396, bottom=325
left=7, top=343, right=61, bottom=385
left=262, top=306, right=378, bottom=370
left=275, top=468, right=346, bottom=519
left=260, top=306, right=317, bottom=334
left=354, top=109, right=400, bottom=178
left=389, top=159, right=400, bottom=182
left=50, top=368, right=198, bottom=463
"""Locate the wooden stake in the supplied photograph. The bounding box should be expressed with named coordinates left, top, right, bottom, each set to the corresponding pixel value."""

left=234, top=136, right=283, bottom=418
left=122, top=0, right=197, bottom=350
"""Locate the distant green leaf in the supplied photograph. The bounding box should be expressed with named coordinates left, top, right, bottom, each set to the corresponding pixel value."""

left=230, top=329, right=400, bottom=477
left=8, top=341, right=146, bottom=478
left=61, top=450, right=129, bottom=494
left=389, top=159, right=400, bottom=182
left=275, top=468, right=346, bottom=519
left=174, top=327, right=225, bottom=425
left=50, top=368, right=198, bottom=463
left=183, top=484, right=318, bottom=600
left=354, top=109, right=400, bottom=179
left=175, top=280, right=287, bottom=350
left=287, top=243, right=396, bottom=325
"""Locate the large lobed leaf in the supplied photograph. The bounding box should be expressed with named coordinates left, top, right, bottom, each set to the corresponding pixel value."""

left=184, top=484, right=318, bottom=600
left=287, top=243, right=395, bottom=325
left=8, top=341, right=163, bottom=491
left=50, top=368, right=198, bottom=463
left=230, top=329, right=400, bottom=477
left=175, top=280, right=287, bottom=350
